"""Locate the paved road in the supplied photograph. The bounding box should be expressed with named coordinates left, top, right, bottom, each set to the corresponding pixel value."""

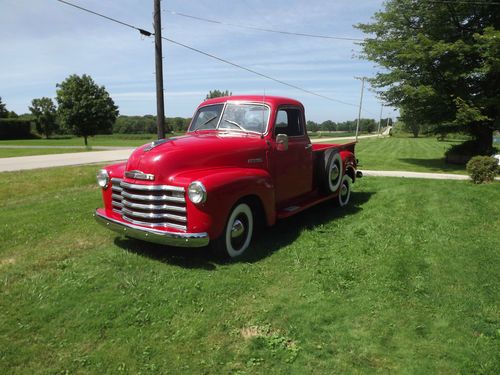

left=312, top=132, right=388, bottom=143
left=0, top=145, right=131, bottom=150
left=0, top=149, right=135, bottom=172
left=361, top=170, right=471, bottom=180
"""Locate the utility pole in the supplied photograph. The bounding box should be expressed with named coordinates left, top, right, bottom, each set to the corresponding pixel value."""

left=354, top=76, right=366, bottom=142
left=377, top=104, right=383, bottom=137
left=154, top=0, right=165, bottom=139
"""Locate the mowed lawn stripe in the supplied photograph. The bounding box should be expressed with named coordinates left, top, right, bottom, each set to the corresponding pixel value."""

left=355, top=137, right=468, bottom=174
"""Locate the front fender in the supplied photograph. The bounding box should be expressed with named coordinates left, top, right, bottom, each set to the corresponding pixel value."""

left=100, top=162, right=126, bottom=213
left=171, top=168, right=275, bottom=239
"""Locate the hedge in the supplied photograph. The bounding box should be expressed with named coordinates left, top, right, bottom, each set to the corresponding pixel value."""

left=0, top=119, right=33, bottom=139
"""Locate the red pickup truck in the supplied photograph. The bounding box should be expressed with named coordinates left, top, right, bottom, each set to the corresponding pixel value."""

left=95, top=95, right=359, bottom=258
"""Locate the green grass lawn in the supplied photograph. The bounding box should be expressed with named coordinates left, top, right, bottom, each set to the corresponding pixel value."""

left=1, top=166, right=498, bottom=373
left=353, top=136, right=470, bottom=174
left=0, top=148, right=90, bottom=158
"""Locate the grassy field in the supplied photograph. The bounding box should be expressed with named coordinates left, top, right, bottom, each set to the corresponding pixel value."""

left=353, top=137, right=470, bottom=174
left=1, top=166, right=498, bottom=373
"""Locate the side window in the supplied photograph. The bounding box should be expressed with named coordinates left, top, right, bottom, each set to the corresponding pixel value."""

left=274, top=108, right=303, bottom=137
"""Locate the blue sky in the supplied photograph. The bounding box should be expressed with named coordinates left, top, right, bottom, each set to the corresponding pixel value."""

left=0, top=0, right=396, bottom=122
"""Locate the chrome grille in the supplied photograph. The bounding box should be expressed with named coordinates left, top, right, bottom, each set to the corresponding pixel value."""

left=110, top=178, right=187, bottom=230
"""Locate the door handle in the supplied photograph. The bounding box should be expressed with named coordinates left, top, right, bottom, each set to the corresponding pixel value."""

left=305, top=144, right=312, bottom=150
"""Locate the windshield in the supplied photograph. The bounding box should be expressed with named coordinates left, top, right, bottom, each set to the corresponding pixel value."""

left=189, top=103, right=269, bottom=133
left=190, top=104, right=224, bottom=131
left=219, top=103, right=269, bottom=133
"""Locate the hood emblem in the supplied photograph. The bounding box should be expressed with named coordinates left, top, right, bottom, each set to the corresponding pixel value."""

left=125, top=170, right=155, bottom=181
left=143, top=138, right=177, bottom=152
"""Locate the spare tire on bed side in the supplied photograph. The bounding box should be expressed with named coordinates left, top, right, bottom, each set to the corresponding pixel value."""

left=319, top=149, right=343, bottom=194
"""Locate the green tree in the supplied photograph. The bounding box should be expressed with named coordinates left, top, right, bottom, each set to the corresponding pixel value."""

left=29, top=97, right=58, bottom=138
left=56, top=74, right=118, bottom=146
left=306, top=120, right=320, bottom=132
left=0, top=97, right=9, bottom=118
left=205, top=90, right=232, bottom=100
left=357, top=0, right=500, bottom=154
left=320, top=120, right=336, bottom=131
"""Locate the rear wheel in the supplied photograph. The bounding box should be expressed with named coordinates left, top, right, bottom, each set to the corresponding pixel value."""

left=212, top=202, right=254, bottom=259
left=336, top=175, right=351, bottom=207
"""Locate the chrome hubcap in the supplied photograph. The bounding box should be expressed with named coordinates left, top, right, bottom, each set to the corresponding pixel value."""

left=330, top=164, right=340, bottom=183
left=231, top=219, right=245, bottom=239
left=341, top=184, right=348, bottom=198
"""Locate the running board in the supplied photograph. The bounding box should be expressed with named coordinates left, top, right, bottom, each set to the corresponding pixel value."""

left=277, top=193, right=336, bottom=219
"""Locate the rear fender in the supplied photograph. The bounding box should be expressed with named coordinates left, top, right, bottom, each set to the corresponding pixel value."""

left=172, top=168, right=275, bottom=239
left=339, top=150, right=357, bottom=182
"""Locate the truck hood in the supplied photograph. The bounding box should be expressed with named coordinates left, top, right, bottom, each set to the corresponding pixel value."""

left=125, top=131, right=267, bottom=184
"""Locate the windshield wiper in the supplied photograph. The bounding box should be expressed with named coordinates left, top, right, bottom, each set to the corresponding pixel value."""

left=223, top=119, right=246, bottom=131
left=196, top=115, right=218, bottom=131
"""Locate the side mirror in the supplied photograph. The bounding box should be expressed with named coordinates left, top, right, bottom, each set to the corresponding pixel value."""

left=276, top=134, right=288, bottom=151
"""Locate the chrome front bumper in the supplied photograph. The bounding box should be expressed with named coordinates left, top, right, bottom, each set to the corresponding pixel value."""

left=94, top=210, right=210, bottom=248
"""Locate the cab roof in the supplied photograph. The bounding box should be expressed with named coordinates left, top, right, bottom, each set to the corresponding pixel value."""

left=199, top=95, right=303, bottom=108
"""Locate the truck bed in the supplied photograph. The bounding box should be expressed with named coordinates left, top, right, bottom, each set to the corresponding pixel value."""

left=312, top=141, right=356, bottom=153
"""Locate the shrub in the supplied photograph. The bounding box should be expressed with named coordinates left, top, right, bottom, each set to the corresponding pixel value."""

left=0, top=119, right=33, bottom=139
left=466, top=156, right=498, bottom=184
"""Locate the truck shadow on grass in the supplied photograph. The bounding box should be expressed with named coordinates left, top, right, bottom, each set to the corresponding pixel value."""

left=398, top=158, right=465, bottom=173
left=114, top=191, right=374, bottom=268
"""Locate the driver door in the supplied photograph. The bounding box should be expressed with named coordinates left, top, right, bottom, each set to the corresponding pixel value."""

left=272, top=106, right=313, bottom=205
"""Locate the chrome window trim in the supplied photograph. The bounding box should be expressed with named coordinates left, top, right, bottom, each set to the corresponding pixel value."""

left=274, top=105, right=307, bottom=138
left=188, top=103, right=225, bottom=132
left=189, top=101, right=271, bottom=136
left=120, top=181, right=185, bottom=192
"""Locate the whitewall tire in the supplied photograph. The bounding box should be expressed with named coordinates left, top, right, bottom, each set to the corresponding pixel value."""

left=337, top=175, right=351, bottom=207
left=326, top=152, right=343, bottom=193
left=213, top=203, right=254, bottom=259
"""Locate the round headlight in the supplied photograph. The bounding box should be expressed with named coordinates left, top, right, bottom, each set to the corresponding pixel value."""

left=96, top=169, right=110, bottom=189
left=188, top=181, right=207, bottom=204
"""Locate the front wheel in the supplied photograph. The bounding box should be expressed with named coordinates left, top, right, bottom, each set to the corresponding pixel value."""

left=212, top=202, right=254, bottom=259
left=335, top=175, right=351, bottom=207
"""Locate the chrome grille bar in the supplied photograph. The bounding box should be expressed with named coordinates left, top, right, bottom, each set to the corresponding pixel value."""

left=122, top=208, right=187, bottom=223
left=112, top=193, right=123, bottom=201
left=120, top=181, right=185, bottom=192
left=121, top=191, right=185, bottom=203
left=121, top=215, right=187, bottom=231
left=122, top=199, right=186, bottom=213
left=108, top=177, right=188, bottom=230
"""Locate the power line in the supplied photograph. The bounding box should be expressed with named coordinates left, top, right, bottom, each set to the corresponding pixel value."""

left=55, top=0, right=152, bottom=36
left=163, top=10, right=364, bottom=42
left=56, top=0, right=137, bottom=32
left=160, top=35, right=359, bottom=107
left=55, top=0, right=377, bottom=111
